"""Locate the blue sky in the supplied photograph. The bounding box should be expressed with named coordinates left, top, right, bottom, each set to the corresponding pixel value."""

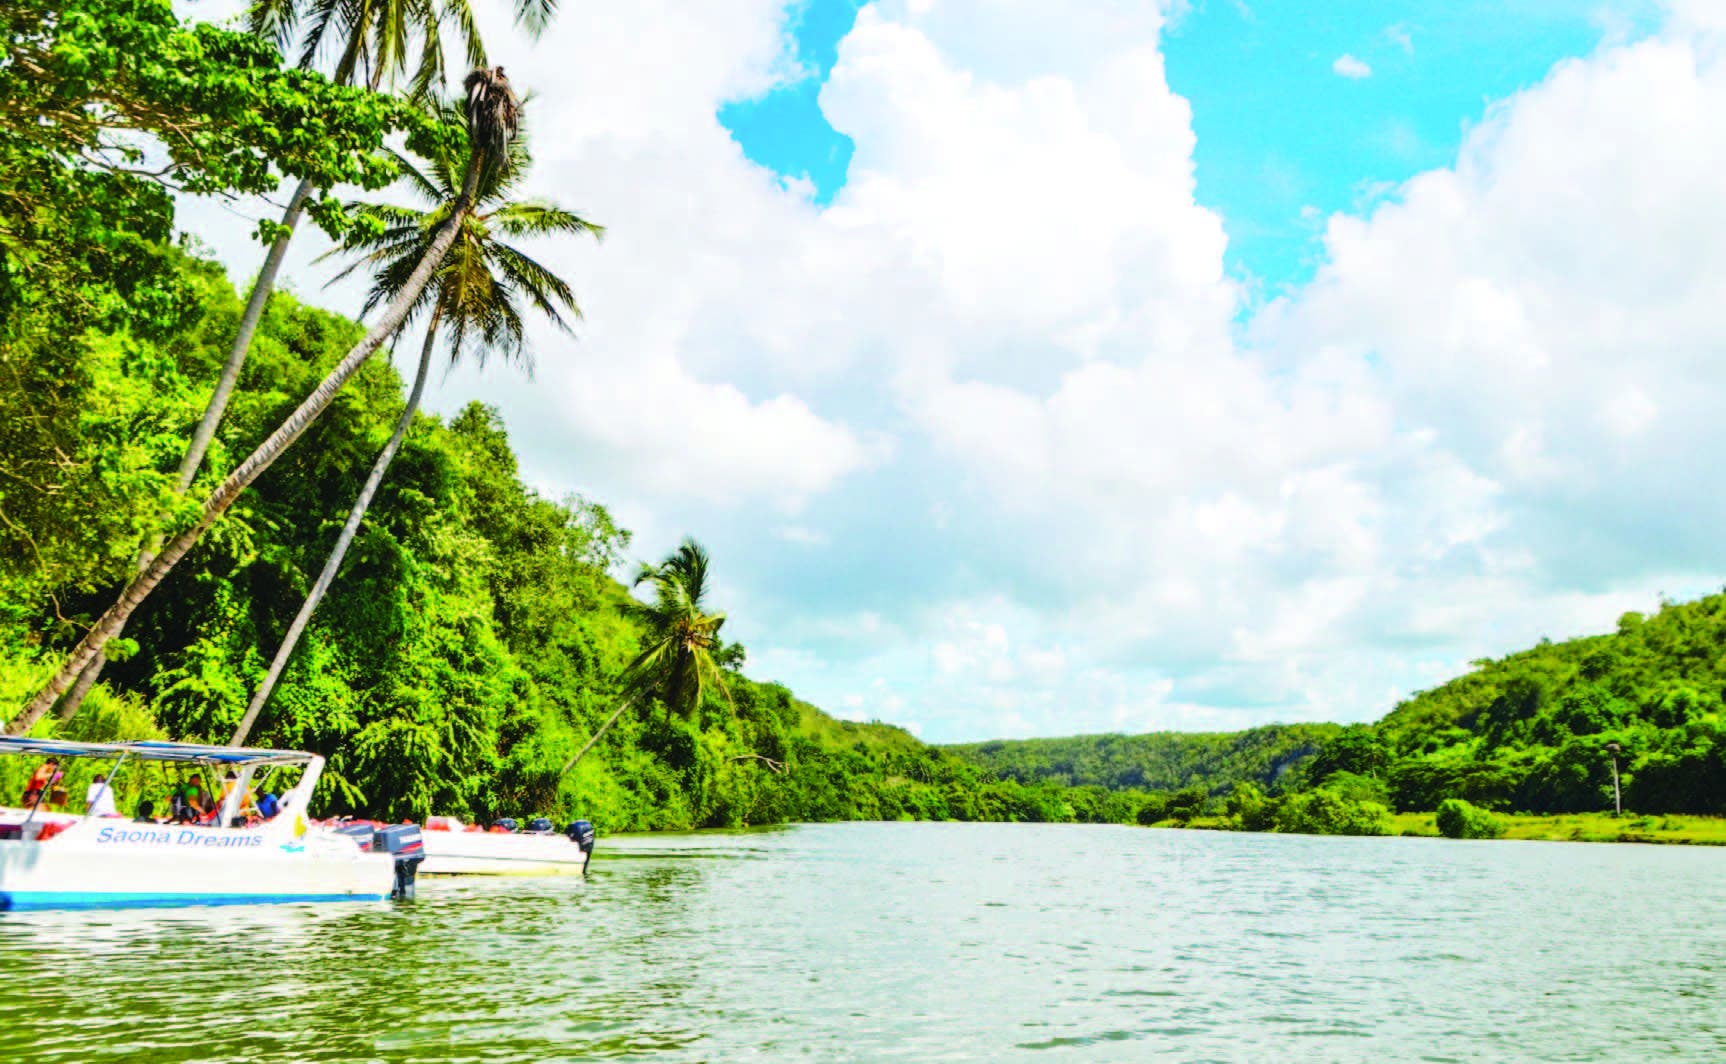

left=722, top=0, right=1664, bottom=296
left=180, top=0, right=1726, bottom=743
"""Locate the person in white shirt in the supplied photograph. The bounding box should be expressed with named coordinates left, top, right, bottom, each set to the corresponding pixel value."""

left=85, top=773, right=118, bottom=818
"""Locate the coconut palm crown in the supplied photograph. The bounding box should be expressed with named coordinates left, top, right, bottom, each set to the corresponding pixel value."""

left=623, top=538, right=732, bottom=720
left=325, top=96, right=598, bottom=368
left=557, top=538, right=731, bottom=777
left=250, top=0, right=554, bottom=99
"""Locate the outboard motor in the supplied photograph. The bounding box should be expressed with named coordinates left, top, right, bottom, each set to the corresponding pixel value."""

left=331, top=821, right=375, bottom=851
left=525, top=817, right=554, bottom=834
left=373, top=823, right=425, bottom=900
left=565, top=819, right=597, bottom=874
left=493, top=817, right=518, bottom=833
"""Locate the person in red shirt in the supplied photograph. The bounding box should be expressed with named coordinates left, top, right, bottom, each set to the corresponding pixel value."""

left=21, top=758, right=60, bottom=809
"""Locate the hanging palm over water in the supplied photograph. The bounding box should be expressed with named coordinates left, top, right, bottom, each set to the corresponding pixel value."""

left=229, top=104, right=600, bottom=747
left=560, top=539, right=732, bottom=777
left=4, top=68, right=522, bottom=737
left=55, top=0, right=558, bottom=722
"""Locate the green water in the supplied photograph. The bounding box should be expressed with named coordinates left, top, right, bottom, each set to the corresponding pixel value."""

left=2, top=822, right=1724, bottom=1062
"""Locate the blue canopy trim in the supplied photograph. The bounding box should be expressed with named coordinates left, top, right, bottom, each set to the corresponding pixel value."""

left=0, top=737, right=314, bottom=766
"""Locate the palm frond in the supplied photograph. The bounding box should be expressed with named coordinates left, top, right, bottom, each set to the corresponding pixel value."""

left=295, top=0, right=350, bottom=71
left=488, top=203, right=602, bottom=241
left=445, top=0, right=488, bottom=70
left=512, top=0, right=557, bottom=39
left=247, top=0, right=303, bottom=55
left=487, top=243, right=578, bottom=337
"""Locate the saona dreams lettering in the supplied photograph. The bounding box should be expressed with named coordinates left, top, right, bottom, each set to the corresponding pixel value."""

left=95, top=827, right=264, bottom=848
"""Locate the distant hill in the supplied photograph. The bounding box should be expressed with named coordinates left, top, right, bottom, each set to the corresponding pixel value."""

left=945, top=723, right=1340, bottom=794
left=1368, top=591, right=1726, bottom=813
left=946, top=591, right=1726, bottom=814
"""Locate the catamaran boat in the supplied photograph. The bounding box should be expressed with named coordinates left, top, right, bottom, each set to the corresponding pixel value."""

left=0, top=737, right=422, bottom=911
left=419, top=815, right=596, bottom=875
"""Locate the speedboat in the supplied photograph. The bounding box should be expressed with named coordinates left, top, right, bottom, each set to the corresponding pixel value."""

left=0, top=737, right=421, bottom=911
left=419, top=815, right=596, bottom=875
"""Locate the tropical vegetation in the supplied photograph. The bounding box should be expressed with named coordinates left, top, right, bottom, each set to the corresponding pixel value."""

left=4, top=0, right=1723, bottom=845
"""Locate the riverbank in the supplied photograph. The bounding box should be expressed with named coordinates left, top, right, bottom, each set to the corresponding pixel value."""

left=1388, top=811, right=1726, bottom=845
left=1168, top=812, right=1726, bottom=845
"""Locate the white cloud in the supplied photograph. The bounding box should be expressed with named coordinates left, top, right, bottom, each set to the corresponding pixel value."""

left=171, top=1, right=1726, bottom=743
left=1385, top=24, right=1414, bottom=54
left=1333, top=54, right=1373, bottom=79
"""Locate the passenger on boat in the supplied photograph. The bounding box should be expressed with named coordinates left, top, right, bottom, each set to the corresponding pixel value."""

left=258, top=792, right=280, bottom=819
left=85, top=773, right=118, bottom=817
left=169, top=778, right=195, bottom=823
left=171, top=778, right=211, bottom=824
left=221, top=771, right=260, bottom=819
left=21, top=758, right=59, bottom=807
left=133, top=799, right=157, bottom=823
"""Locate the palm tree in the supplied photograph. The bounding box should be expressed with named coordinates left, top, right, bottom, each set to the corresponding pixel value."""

left=558, top=539, right=732, bottom=777
left=228, top=106, right=600, bottom=747
left=53, top=0, right=557, bottom=721
left=5, top=68, right=521, bottom=737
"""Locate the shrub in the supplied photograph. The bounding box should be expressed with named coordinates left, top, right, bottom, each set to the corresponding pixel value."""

left=1135, top=792, right=1171, bottom=825
left=1435, top=798, right=1503, bottom=840
left=1224, top=782, right=1278, bottom=832
left=1275, top=789, right=1390, bottom=836
left=1165, top=785, right=1209, bottom=823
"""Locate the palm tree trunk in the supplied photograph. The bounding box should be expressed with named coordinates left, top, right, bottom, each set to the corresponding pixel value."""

left=4, top=149, right=486, bottom=738
left=47, top=39, right=384, bottom=726
left=185, top=180, right=318, bottom=494
left=558, top=693, right=640, bottom=780
left=50, top=180, right=315, bottom=724
left=229, top=310, right=441, bottom=747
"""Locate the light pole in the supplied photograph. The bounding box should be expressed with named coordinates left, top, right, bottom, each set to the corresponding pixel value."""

left=1606, top=741, right=1622, bottom=817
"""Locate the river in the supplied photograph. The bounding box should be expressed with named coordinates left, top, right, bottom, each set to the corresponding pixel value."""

left=2, top=822, right=1723, bottom=1062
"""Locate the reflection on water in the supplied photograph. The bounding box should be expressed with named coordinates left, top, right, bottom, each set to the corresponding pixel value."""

left=3, top=823, right=1725, bottom=1062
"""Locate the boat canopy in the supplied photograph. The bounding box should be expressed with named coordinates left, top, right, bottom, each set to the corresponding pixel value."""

left=0, top=737, right=315, bottom=768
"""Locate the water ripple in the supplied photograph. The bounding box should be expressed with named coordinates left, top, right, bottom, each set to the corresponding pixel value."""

left=3, top=823, right=1726, bottom=1061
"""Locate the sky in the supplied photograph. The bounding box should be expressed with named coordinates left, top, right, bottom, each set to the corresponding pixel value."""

left=175, top=0, right=1726, bottom=743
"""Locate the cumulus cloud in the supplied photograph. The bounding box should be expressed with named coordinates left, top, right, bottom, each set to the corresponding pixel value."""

left=1333, top=54, right=1373, bottom=79
left=172, top=0, right=1726, bottom=743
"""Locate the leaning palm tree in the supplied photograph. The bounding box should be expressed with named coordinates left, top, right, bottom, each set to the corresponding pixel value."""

left=4, top=68, right=522, bottom=737
left=558, top=539, right=732, bottom=777
left=53, top=0, right=558, bottom=721
left=228, top=106, right=600, bottom=747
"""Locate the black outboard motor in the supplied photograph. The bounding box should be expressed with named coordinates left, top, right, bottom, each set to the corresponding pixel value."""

left=565, top=819, right=597, bottom=874
left=493, top=817, right=518, bottom=833
left=373, top=823, right=425, bottom=900
left=525, top=817, right=554, bottom=834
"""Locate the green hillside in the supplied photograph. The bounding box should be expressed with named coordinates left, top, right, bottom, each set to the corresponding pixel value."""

left=1369, top=596, right=1726, bottom=814
left=949, top=595, right=1726, bottom=818
left=947, top=724, right=1340, bottom=794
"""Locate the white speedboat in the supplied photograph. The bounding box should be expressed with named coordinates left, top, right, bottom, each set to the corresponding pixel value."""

left=0, top=738, right=417, bottom=911
left=419, top=815, right=595, bottom=875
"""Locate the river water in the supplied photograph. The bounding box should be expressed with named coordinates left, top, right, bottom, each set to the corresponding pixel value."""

left=2, top=822, right=1723, bottom=1062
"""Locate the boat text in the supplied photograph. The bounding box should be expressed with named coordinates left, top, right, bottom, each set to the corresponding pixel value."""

left=94, top=827, right=264, bottom=848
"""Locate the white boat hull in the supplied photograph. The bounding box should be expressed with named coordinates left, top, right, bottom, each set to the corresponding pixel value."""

left=420, top=826, right=590, bottom=876
left=0, top=817, right=394, bottom=911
